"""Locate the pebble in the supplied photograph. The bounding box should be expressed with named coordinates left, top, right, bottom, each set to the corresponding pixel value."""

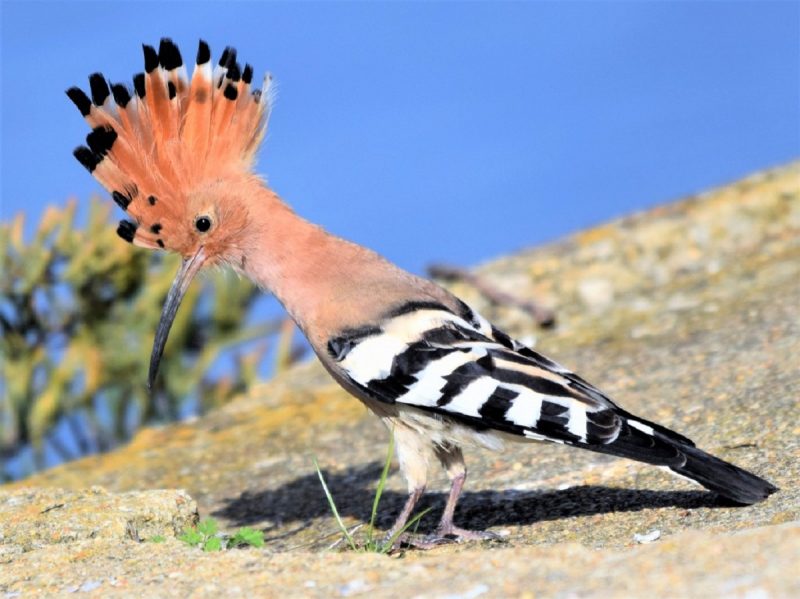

left=633, top=530, right=661, bottom=544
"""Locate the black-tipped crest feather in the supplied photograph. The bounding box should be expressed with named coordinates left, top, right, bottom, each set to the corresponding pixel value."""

left=86, top=126, right=117, bottom=157
left=196, top=39, right=210, bottom=64
left=111, top=83, right=131, bottom=107
left=73, top=146, right=100, bottom=172
left=223, top=83, right=238, bottom=101
left=218, top=46, right=231, bottom=67
left=227, top=62, right=241, bottom=82
left=66, top=87, right=92, bottom=116
left=133, top=73, right=146, bottom=98
left=142, top=44, right=158, bottom=73
left=116, top=220, right=137, bottom=243
left=89, top=73, right=110, bottom=106
left=112, top=191, right=131, bottom=210
left=158, top=37, right=183, bottom=70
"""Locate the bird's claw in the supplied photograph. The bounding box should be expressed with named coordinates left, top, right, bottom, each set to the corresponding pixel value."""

left=434, top=525, right=503, bottom=542
left=387, top=526, right=502, bottom=551
left=388, top=532, right=455, bottom=551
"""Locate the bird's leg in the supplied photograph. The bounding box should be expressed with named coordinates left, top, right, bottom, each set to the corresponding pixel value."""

left=432, top=443, right=500, bottom=542
left=383, top=423, right=452, bottom=550
left=386, top=485, right=456, bottom=551
left=385, top=485, right=425, bottom=541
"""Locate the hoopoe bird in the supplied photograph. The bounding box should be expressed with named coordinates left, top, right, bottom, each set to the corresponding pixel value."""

left=68, top=39, right=777, bottom=546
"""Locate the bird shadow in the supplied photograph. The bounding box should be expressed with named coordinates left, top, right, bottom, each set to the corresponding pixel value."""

left=213, top=461, right=727, bottom=541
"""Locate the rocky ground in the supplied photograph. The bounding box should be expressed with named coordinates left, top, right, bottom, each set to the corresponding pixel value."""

left=2, top=162, right=798, bottom=597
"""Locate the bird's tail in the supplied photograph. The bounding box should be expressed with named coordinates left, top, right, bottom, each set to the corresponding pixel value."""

left=579, top=414, right=778, bottom=505
left=669, top=443, right=778, bottom=505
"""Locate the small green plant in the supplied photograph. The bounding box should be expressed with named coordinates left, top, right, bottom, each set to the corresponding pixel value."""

left=179, top=517, right=220, bottom=552
left=148, top=535, right=166, bottom=543
left=230, top=526, right=266, bottom=549
left=178, top=517, right=264, bottom=552
left=314, top=433, right=429, bottom=553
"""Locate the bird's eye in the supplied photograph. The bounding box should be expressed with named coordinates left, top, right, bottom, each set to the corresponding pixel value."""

left=195, top=216, right=212, bottom=233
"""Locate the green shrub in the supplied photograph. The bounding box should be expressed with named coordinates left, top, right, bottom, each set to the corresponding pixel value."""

left=1, top=197, right=294, bottom=478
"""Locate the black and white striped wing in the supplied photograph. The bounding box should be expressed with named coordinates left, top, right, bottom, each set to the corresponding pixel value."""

left=327, top=300, right=780, bottom=504
left=327, top=301, right=629, bottom=446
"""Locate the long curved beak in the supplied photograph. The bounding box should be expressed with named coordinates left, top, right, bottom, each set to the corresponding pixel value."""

left=148, top=247, right=207, bottom=390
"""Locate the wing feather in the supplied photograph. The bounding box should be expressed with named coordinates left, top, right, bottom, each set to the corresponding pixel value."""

left=332, top=301, right=624, bottom=445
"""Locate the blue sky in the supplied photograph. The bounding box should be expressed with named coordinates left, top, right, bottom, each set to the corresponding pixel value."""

left=2, top=1, right=798, bottom=274
left=1, top=2, right=798, bottom=476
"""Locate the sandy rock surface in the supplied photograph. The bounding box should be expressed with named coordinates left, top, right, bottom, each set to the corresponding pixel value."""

left=2, top=162, right=798, bottom=597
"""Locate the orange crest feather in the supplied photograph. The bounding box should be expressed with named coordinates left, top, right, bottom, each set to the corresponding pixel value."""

left=68, top=38, right=273, bottom=250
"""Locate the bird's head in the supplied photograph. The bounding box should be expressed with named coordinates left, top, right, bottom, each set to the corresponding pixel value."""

left=67, top=38, right=274, bottom=389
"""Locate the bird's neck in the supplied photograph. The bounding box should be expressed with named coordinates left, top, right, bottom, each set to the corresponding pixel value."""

left=238, top=181, right=403, bottom=339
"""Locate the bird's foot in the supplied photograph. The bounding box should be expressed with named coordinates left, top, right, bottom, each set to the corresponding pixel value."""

left=388, top=526, right=501, bottom=551
left=388, top=531, right=455, bottom=551
left=434, top=524, right=503, bottom=543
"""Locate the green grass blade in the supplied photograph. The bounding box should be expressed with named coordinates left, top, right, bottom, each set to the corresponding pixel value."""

left=313, top=456, right=357, bottom=551
left=382, top=507, right=432, bottom=553
left=368, top=432, right=395, bottom=543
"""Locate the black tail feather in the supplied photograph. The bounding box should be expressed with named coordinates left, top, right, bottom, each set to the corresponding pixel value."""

left=577, top=423, right=685, bottom=466
left=577, top=420, right=778, bottom=505
left=616, top=410, right=695, bottom=447
left=670, top=444, right=778, bottom=505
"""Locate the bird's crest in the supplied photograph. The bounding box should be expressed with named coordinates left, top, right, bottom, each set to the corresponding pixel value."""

left=67, top=38, right=273, bottom=250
